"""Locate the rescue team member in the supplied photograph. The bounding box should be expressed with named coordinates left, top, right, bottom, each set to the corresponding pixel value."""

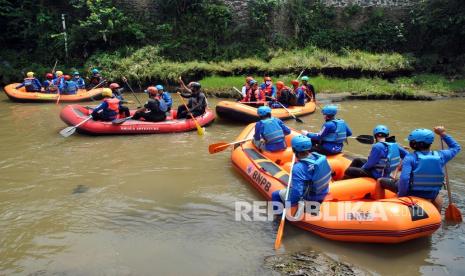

left=302, top=105, right=352, bottom=155
left=133, top=86, right=167, bottom=122
left=16, top=72, right=42, bottom=92
left=272, top=135, right=332, bottom=214
left=62, top=75, right=78, bottom=95
left=72, top=71, right=86, bottom=89
left=260, top=76, right=276, bottom=99
left=242, top=80, right=265, bottom=103
left=51, top=70, right=65, bottom=93
left=378, top=126, right=461, bottom=208
left=91, top=88, right=130, bottom=121
left=42, top=73, right=54, bottom=93
left=241, top=76, right=254, bottom=98
left=253, top=106, right=291, bottom=152
left=177, top=80, right=207, bottom=119
left=301, top=76, right=315, bottom=102
left=344, top=125, right=409, bottom=179
left=290, top=80, right=305, bottom=106
left=156, top=85, right=173, bottom=112
left=88, top=68, right=103, bottom=88
left=109, top=83, right=125, bottom=100
left=270, top=81, right=292, bottom=108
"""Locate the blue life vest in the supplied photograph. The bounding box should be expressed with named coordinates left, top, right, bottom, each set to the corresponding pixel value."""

left=24, top=78, right=34, bottom=90
left=159, top=98, right=168, bottom=112
left=300, top=153, right=332, bottom=200
left=64, top=81, right=78, bottom=94
left=262, top=118, right=285, bottom=144
left=374, top=142, right=401, bottom=177
left=410, top=151, right=444, bottom=193
left=322, top=119, right=347, bottom=143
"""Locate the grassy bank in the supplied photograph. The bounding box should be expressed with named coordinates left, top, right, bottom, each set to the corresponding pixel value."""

left=201, top=74, right=465, bottom=99
left=85, top=46, right=414, bottom=86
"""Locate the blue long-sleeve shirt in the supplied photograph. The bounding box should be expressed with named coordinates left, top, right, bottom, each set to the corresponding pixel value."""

left=161, top=92, right=172, bottom=109
left=254, top=118, right=291, bottom=151
left=73, top=77, right=86, bottom=89
left=16, top=78, right=42, bottom=91
left=362, top=142, right=409, bottom=179
left=307, top=120, right=353, bottom=154
left=295, top=87, right=305, bottom=106
left=398, top=134, right=461, bottom=199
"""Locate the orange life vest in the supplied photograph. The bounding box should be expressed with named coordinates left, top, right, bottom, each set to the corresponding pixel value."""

left=105, top=98, right=120, bottom=113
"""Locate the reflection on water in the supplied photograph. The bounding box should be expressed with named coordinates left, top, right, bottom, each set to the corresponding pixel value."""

left=0, top=94, right=464, bottom=275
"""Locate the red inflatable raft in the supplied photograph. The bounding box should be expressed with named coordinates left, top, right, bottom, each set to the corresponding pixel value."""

left=60, top=104, right=216, bottom=135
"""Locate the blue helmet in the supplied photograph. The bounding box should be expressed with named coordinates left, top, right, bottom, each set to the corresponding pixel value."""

left=156, top=85, right=164, bottom=90
left=301, top=76, right=309, bottom=81
left=373, top=125, right=389, bottom=136
left=322, top=105, right=338, bottom=116
left=257, top=106, right=272, bottom=117
left=73, top=71, right=80, bottom=76
left=292, top=135, right=312, bottom=152
left=408, top=128, right=434, bottom=144
left=249, top=79, right=257, bottom=85
left=91, top=69, right=99, bottom=74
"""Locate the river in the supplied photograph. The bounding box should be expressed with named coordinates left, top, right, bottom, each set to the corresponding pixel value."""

left=0, top=93, right=464, bottom=275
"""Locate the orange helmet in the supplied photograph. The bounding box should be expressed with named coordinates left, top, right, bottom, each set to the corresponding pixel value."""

left=276, top=81, right=284, bottom=89
left=147, top=86, right=158, bottom=96
left=109, top=83, right=120, bottom=89
left=291, top=80, right=299, bottom=87
left=64, top=75, right=71, bottom=81
left=264, top=76, right=272, bottom=81
left=45, top=73, right=53, bottom=79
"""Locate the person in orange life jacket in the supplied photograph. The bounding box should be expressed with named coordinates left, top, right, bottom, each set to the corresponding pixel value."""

left=241, top=76, right=254, bottom=98
left=91, top=88, right=130, bottom=121
left=301, top=105, right=352, bottom=155
left=16, top=72, right=42, bottom=92
left=133, top=86, right=167, bottom=122
left=72, top=71, right=86, bottom=89
left=301, top=76, right=315, bottom=102
left=253, top=106, right=291, bottom=152
left=61, top=75, right=78, bottom=95
left=242, top=80, right=265, bottom=103
left=42, top=73, right=54, bottom=93
left=50, top=70, right=65, bottom=93
left=176, top=79, right=207, bottom=119
left=271, top=135, right=332, bottom=215
left=87, top=68, right=104, bottom=88
left=270, top=81, right=292, bottom=108
left=290, top=79, right=305, bottom=106
left=344, top=125, right=409, bottom=179
left=377, top=126, right=461, bottom=209
left=259, top=76, right=276, bottom=99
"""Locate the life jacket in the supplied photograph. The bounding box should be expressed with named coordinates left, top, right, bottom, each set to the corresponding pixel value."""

left=103, top=98, right=120, bottom=118
left=410, top=151, right=444, bottom=193
left=374, top=142, right=401, bottom=177
left=23, top=78, right=38, bottom=91
left=64, top=81, right=78, bottom=94
left=245, top=88, right=264, bottom=102
left=322, top=119, right=347, bottom=143
left=300, top=153, right=332, bottom=200
left=261, top=118, right=285, bottom=144
left=50, top=76, right=63, bottom=92
left=261, top=84, right=273, bottom=97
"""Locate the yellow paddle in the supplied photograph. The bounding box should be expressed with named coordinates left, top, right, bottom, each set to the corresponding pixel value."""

left=441, top=139, right=462, bottom=223
left=274, top=154, right=296, bottom=250
left=208, top=138, right=253, bottom=154
left=176, top=92, right=204, bottom=136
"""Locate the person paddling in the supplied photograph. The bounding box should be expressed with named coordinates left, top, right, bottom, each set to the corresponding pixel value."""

left=42, top=73, right=54, bottom=93
left=62, top=75, right=78, bottom=95
left=176, top=78, right=207, bottom=119
left=270, top=81, right=292, bottom=108
left=87, top=68, right=104, bottom=89
left=91, top=88, right=130, bottom=121
left=72, top=71, right=86, bottom=89
left=301, top=76, right=315, bottom=102
left=344, top=125, right=408, bottom=179
left=253, top=106, right=291, bottom=152
left=132, top=86, right=167, bottom=122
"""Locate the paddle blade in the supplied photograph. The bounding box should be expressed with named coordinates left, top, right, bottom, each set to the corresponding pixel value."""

left=196, top=125, right=205, bottom=136
left=445, top=204, right=463, bottom=223
left=59, top=127, right=76, bottom=137
left=274, top=218, right=285, bottom=250
left=355, top=135, right=375, bottom=144
left=112, top=117, right=131, bottom=125
left=208, top=142, right=230, bottom=154
left=386, top=136, right=396, bottom=143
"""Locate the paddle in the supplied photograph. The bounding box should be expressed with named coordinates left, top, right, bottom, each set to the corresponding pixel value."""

left=349, top=135, right=375, bottom=144
left=441, top=139, right=462, bottom=223
left=209, top=138, right=253, bottom=154
left=51, top=59, right=58, bottom=74
left=59, top=115, right=93, bottom=137
left=274, top=154, right=296, bottom=250
left=233, top=86, right=244, bottom=98
left=122, top=77, right=142, bottom=108
left=176, top=92, right=205, bottom=136
left=112, top=116, right=133, bottom=125
left=275, top=101, right=303, bottom=123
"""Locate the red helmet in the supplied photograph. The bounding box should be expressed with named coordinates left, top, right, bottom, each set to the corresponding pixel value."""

left=46, top=73, right=53, bottom=79
left=264, top=76, right=272, bottom=81
left=291, top=80, right=299, bottom=87
left=276, top=81, right=284, bottom=89
left=147, top=86, right=158, bottom=96
left=109, top=83, right=120, bottom=89
left=64, top=75, right=71, bottom=81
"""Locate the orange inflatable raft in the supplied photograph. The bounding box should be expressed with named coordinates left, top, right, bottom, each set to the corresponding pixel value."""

left=216, top=100, right=316, bottom=123
left=3, top=83, right=104, bottom=102
left=231, top=124, right=441, bottom=243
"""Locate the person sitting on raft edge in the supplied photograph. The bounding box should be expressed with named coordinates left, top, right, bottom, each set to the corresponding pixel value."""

left=176, top=78, right=207, bottom=119
left=302, top=105, right=352, bottom=155
left=301, top=76, right=315, bottom=102
left=269, top=81, right=293, bottom=108
left=16, top=72, right=42, bottom=92
left=132, top=86, right=167, bottom=122
left=344, top=125, right=409, bottom=179
left=242, top=79, right=265, bottom=104
left=253, top=106, right=291, bottom=152
left=271, top=135, right=332, bottom=216
left=155, top=84, right=173, bottom=112
left=377, top=126, right=461, bottom=210
left=91, top=88, right=130, bottom=121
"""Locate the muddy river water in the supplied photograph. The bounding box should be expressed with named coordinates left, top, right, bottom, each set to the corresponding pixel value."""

left=0, top=93, right=464, bottom=275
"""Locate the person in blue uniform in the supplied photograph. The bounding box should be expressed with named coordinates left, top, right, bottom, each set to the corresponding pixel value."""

left=378, top=126, right=461, bottom=209
left=62, top=75, right=78, bottom=95
left=271, top=135, right=332, bottom=215
left=253, top=106, right=291, bottom=152
left=72, top=71, right=86, bottom=89
left=156, top=85, right=172, bottom=112
left=344, top=125, right=409, bottom=179
left=302, top=105, right=352, bottom=155
left=16, top=72, right=42, bottom=92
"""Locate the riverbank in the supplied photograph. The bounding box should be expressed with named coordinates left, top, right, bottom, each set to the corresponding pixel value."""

left=201, top=74, right=465, bottom=100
